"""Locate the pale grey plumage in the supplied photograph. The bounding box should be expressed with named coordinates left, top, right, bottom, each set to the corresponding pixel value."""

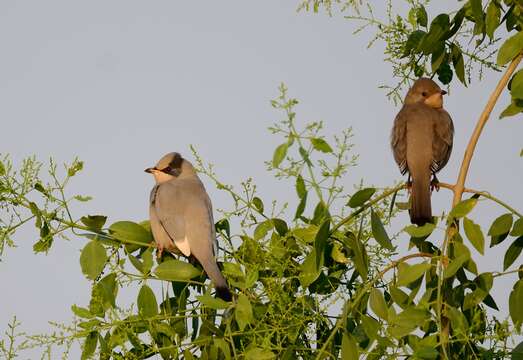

left=391, top=78, right=454, bottom=225
left=146, top=152, right=232, bottom=301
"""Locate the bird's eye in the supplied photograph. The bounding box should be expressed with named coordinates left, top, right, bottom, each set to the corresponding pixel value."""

left=162, top=166, right=173, bottom=174
left=422, top=92, right=427, bottom=97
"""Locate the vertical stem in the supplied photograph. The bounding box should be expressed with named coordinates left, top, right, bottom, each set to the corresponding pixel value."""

left=451, top=54, right=523, bottom=207
left=439, top=53, right=523, bottom=357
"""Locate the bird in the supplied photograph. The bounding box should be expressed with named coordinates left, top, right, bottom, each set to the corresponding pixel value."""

left=391, top=78, right=454, bottom=226
left=145, top=152, right=232, bottom=301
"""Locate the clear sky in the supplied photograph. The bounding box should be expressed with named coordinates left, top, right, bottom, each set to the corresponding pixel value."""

left=1, top=1, right=522, bottom=357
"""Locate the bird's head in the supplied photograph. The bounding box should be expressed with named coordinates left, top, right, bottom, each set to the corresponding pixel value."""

left=404, top=78, right=447, bottom=109
left=145, top=152, right=196, bottom=184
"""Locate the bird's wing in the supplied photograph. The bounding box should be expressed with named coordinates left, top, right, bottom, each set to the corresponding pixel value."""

left=391, top=107, right=409, bottom=175
left=431, top=110, right=454, bottom=173
left=155, top=179, right=214, bottom=258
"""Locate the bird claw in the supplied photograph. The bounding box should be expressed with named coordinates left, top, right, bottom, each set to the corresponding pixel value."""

left=430, top=176, right=440, bottom=192
left=406, top=180, right=412, bottom=194
left=156, top=244, right=164, bottom=259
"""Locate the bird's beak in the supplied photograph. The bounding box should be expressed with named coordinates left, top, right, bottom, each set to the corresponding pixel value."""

left=440, top=90, right=447, bottom=95
left=424, top=92, right=444, bottom=109
left=144, top=167, right=155, bottom=173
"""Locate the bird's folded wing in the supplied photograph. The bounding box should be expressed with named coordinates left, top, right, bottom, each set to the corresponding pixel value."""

left=155, top=180, right=214, bottom=257
left=391, top=109, right=409, bottom=175
left=431, top=110, right=454, bottom=173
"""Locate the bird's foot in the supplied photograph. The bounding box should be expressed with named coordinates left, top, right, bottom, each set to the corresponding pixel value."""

left=156, top=244, right=164, bottom=259
left=430, top=176, right=440, bottom=192
left=406, top=179, right=412, bottom=194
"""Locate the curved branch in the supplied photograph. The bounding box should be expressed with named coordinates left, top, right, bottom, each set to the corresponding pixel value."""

left=438, top=182, right=522, bottom=217
left=452, top=53, right=523, bottom=207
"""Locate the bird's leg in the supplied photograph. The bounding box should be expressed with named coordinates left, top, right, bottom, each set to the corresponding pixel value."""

left=430, top=174, right=440, bottom=192
left=406, top=174, right=412, bottom=194
left=156, top=243, right=164, bottom=259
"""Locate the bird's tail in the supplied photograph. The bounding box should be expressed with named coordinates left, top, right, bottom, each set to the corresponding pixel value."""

left=201, top=260, right=232, bottom=302
left=410, top=172, right=432, bottom=226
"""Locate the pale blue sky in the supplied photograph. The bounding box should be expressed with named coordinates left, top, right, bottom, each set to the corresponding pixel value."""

left=1, top=1, right=522, bottom=357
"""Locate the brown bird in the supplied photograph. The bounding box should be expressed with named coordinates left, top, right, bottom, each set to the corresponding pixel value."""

left=391, top=78, right=454, bottom=225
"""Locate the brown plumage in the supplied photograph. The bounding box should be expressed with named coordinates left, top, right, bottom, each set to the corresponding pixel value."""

left=391, top=78, right=454, bottom=225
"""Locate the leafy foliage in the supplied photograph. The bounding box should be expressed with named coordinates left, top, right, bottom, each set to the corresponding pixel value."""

left=1, top=1, right=523, bottom=359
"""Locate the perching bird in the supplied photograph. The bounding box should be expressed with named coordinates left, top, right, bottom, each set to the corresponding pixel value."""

left=391, top=78, right=454, bottom=225
left=145, top=152, right=232, bottom=301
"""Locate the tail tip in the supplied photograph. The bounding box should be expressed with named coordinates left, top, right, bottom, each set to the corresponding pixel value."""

left=216, top=286, right=233, bottom=302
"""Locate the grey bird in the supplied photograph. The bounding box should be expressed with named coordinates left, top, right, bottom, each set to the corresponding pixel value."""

left=391, top=78, right=454, bottom=225
left=145, top=152, right=232, bottom=301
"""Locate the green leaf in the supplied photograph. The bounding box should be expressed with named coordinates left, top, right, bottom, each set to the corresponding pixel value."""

left=295, top=175, right=306, bottom=198
left=371, top=209, right=393, bottom=250
left=272, top=143, right=288, bottom=168
left=404, top=223, right=435, bottom=238
left=463, top=217, right=485, bottom=255
left=254, top=220, right=273, bottom=240
left=361, top=315, right=380, bottom=340
left=68, top=160, right=84, bottom=177
left=512, top=341, right=523, bottom=360
left=437, top=62, right=453, bottom=85
left=81, top=331, right=98, bottom=360
left=419, top=14, right=450, bottom=55
left=312, top=201, right=329, bottom=224
left=511, top=218, right=523, bottom=237
left=108, top=221, right=153, bottom=250
left=0, top=161, right=5, bottom=176
left=449, top=198, right=477, bottom=219
left=497, top=31, right=523, bottom=66
left=252, top=197, right=264, bottom=213
left=314, top=220, right=330, bottom=267
left=142, top=248, right=154, bottom=274
left=447, top=306, right=468, bottom=334
left=469, top=0, right=484, bottom=29
left=154, top=259, right=201, bottom=281
left=451, top=43, right=466, bottom=85
left=500, top=100, right=523, bottom=118
left=331, top=242, right=349, bottom=264
left=510, top=70, right=523, bottom=99
left=81, top=215, right=107, bottom=231
left=80, top=241, right=107, bottom=280
left=397, top=262, right=431, bottom=287
left=196, top=293, right=229, bottom=310
left=272, top=218, right=288, bottom=236
left=96, top=273, right=118, bottom=310
left=299, top=249, right=321, bottom=288
left=345, top=232, right=368, bottom=280
left=504, top=236, right=523, bottom=271
left=443, top=253, right=470, bottom=279
left=245, top=347, right=275, bottom=360
left=489, top=213, right=513, bottom=247
left=310, top=138, right=333, bottom=153
left=431, top=42, right=446, bottom=73
left=486, top=2, right=500, bottom=39
left=347, top=188, right=376, bottom=208
left=71, top=305, right=93, bottom=319
left=341, top=332, right=359, bottom=360
left=403, top=30, right=426, bottom=57
left=509, top=280, right=523, bottom=327
left=74, top=195, right=93, bottom=202
left=137, top=284, right=158, bottom=317
left=294, top=191, right=308, bottom=220
left=293, top=225, right=318, bottom=243
left=235, top=293, right=253, bottom=331
left=369, top=288, right=388, bottom=320
left=416, top=6, right=428, bottom=27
